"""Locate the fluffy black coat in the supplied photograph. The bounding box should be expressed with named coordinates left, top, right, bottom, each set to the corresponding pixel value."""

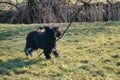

left=24, top=26, right=62, bottom=59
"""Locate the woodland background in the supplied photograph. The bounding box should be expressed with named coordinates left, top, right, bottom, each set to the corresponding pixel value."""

left=0, top=0, right=120, bottom=24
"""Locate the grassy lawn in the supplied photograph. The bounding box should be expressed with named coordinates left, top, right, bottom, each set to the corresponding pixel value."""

left=0, top=21, right=120, bottom=80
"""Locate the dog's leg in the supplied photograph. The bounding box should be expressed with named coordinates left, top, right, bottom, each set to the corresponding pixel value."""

left=52, top=48, right=60, bottom=58
left=44, top=49, right=52, bottom=59
left=29, top=48, right=34, bottom=57
left=24, top=48, right=29, bottom=56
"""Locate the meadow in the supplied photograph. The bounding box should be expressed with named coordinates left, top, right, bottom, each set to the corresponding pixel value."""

left=0, top=21, right=120, bottom=80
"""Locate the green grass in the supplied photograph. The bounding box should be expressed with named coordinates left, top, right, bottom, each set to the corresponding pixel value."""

left=0, top=21, right=120, bottom=80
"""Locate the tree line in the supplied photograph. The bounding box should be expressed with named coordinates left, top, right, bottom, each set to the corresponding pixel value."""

left=0, top=0, right=120, bottom=24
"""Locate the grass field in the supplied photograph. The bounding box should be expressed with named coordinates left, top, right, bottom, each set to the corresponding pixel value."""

left=0, top=21, right=120, bottom=80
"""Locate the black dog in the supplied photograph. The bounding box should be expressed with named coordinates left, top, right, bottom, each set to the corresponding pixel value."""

left=24, top=26, right=62, bottom=59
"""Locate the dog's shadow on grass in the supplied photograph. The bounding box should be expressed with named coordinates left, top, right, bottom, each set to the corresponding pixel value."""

left=0, top=57, right=44, bottom=75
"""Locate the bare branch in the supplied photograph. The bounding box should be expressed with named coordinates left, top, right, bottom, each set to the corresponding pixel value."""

left=80, top=0, right=92, bottom=3
left=0, top=1, right=22, bottom=11
left=106, top=0, right=113, bottom=4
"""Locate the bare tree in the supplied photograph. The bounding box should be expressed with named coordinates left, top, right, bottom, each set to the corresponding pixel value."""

left=0, top=0, right=120, bottom=23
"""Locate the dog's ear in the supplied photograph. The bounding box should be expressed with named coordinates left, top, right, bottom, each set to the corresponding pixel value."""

left=53, top=26, right=59, bottom=30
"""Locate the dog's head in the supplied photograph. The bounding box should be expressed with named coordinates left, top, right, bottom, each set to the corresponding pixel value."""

left=44, top=26, right=62, bottom=38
